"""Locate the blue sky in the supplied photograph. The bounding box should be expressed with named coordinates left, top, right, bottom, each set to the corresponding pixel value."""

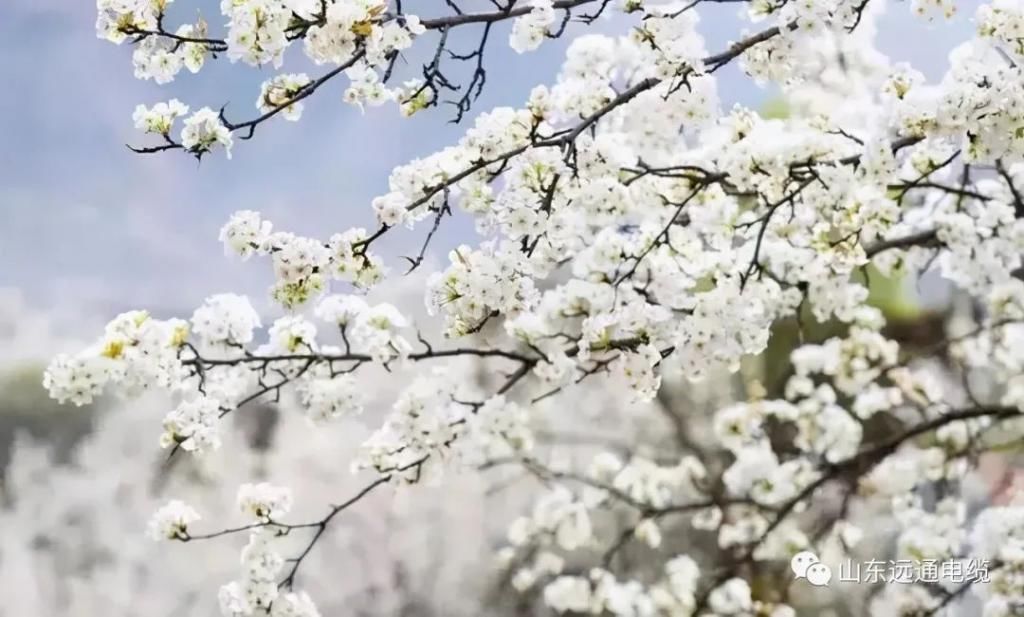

left=0, top=0, right=973, bottom=331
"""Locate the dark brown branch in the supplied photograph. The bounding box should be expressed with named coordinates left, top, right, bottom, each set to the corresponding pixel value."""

left=865, top=229, right=939, bottom=257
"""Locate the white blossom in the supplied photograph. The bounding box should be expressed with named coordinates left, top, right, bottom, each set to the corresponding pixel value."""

left=160, top=395, right=222, bottom=453
left=133, top=99, right=189, bottom=135
left=237, top=483, right=293, bottom=522
left=510, top=0, right=555, bottom=53
left=257, top=73, right=312, bottom=121
left=52, top=2, right=1024, bottom=614
left=181, top=107, right=233, bottom=158
left=147, top=499, right=200, bottom=541
left=220, top=210, right=274, bottom=259
left=191, top=294, right=262, bottom=347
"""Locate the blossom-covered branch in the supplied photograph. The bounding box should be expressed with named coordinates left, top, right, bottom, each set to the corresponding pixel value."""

left=43, top=0, right=1024, bottom=615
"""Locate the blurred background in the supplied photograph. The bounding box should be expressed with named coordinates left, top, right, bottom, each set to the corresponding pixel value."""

left=0, top=1, right=995, bottom=615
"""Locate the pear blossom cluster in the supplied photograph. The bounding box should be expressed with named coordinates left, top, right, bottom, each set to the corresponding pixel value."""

left=353, top=373, right=534, bottom=481
left=160, top=394, right=224, bottom=453
left=218, top=530, right=291, bottom=615
left=220, top=0, right=295, bottom=68
left=295, top=368, right=363, bottom=423
left=181, top=107, right=235, bottom=158
left=506, top=486, right=595, bottom=555
left=257, top=73, right=312, bottom=121
left=498, top=453, right=723, bottom=609
left=978, top=1, right=1024, bottom=62
left=219, top=210, right=385, bottom=306
left=237, top=483, right=293, bottom=522
left=45, top=0, right=1024, bottom=614
left=954, top=279, right=1024, bottom=412
left=133, top=99, right=189, bottom=135
left=535, top=564, right=792, bottom=617
left=191, top=293, right=263, bottom=348
left=970, top=502, right=1024, bottom=616
left=147, top=499, right=202, bottom=541
left=426, top=242, right=540, bottom=337
left=132, top=101, right=235, bottom=157
left=43, top=309, right=187, bottom=405
left=99, top=0, right=440, bottom=157
left=131, top=26, right=207, bottom=83
left=96, top=0, right=164, bottom=44
left=98, top=0, right=209, bottom=82
left=510, top=0, right=556, bottom=53
left=152, top=485, right=321, bottom=616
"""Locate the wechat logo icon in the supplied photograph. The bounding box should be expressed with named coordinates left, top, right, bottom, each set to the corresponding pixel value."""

left=791, top=551, right=832, bottom=587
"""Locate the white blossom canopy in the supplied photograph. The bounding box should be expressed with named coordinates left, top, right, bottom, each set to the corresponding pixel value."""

left=39, top=0, right=1024, bottom=615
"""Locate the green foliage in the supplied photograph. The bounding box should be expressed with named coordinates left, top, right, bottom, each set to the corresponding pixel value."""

left=760, top=97, right=790, bottom=120
left=0, top=363, right=98, bottom=468
left=860, top=264, right=921, bottom=321
left=754, top=264, right=922, bottom=396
